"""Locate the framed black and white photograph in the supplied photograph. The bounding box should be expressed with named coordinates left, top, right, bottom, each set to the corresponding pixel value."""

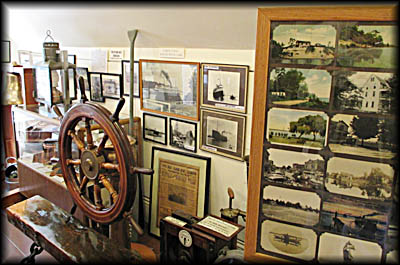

left=325, top=157, right=394, bottom=201
left=2, top=40, right=10, bottom=63
left=140, top=59, right=200, bottom=121
left=200, top=109, right=246, bottom=160
left=66, top=68, right=77, bottom=100
left=262, top=185, right=321, bottom=227
left=320, top=194, right=390, bottom=242
left=143, top=113, right=167, bottom=145
left=268, top=67, right=331, bottom=109
left=102, top=73, right=122, bottom=99
left=122, top=60, right=139, bottom=97
left=264, top=148, right=324, bottom=190
left=333, top=71, right=396, bottom=115
left=328, top=113, right=396, bottom=159
left=170, top=118, right=197, bottom=153
left=260, top=220, right=317, bottom=262
left=89, top=72, right=104, bottom=102
left=76, top=67, right=90, bottom=91
left=149, top=146, right=211, bottom=237
left=318, top=233, right=382, bottom=263
left=201, top=63, right=249, bottom=113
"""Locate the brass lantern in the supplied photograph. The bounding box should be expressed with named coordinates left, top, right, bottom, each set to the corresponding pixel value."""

left=1, top=72, right=23, bottom=106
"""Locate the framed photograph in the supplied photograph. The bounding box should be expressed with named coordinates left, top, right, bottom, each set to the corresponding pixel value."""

left=245, top=6, right=397, bottom=264
left=67, top=68, right=77, bottom=100
left=201, top=63, right=249, bottom=113
left=149, top=146, right=211, bottom=237
left=266, top=108, right=328, bottom=150
left=2, top=40, right=10, bottom=63
left=268, top=67, right=331, bottom=109
left=170, top=118, right=197, bottom=153
left=333, top=71, right=396, bottom=115
left=68, top=54, right=76, bottom=65
left=76, top=67, right=90, bottom=91
left=102, top=73, right=122, bottom=99
left=143, top=113, right=167, bottom=145
left=328, top=113, right=396, bottom=159
left=89, top=72, right=104, bottom=102
left=122, top=60, right=139, bottom=97
left=264, top=148, right=324, bottom=190
left=200, top=109, right=246, bottom=161
left=140, top=59, right=200, bottom=121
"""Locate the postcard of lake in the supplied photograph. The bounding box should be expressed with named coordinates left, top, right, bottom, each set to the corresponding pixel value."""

left=326, top=157, right=394, bottom=201
left=270, top=23, right=336, bottom=65
left=337, top=24, right=397, bottom=69
left=266, top=108, right=328, bottom=149
left=268, top=68, right=331, bottom=109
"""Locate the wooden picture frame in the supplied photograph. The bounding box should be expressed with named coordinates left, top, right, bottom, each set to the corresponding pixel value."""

left=140, top=59, right=200, bottom=121
left=149, top=146, right=211, bottom=237
left=102, top=73, right=122, bottom=100
left=201, top=63, right=249, bottom=113
left=143, top=113, right=167, bottom=145
left=245, top=5, right=397, bottom=264
left=121, top=60, right=139, bottom=98
left=76, top=67, right=90, bottom=91
left=89, top=72, right=104, bottom=102
left=200, top=109, right=246, bottom=161
left=169, top=118, right=197, bottom=153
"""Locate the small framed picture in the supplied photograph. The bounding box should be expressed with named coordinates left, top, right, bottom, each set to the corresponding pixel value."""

left=68, top=54, right=77, bottom=65
left=76, top=67, right=90, bottom=91
left=67, top=68, right=77, bottom=100
left=149, top=146, right=211, bottom=237
left=102, top=73, right=122, bottom=99
left=122, top=60, right=139, bottom=98
left=140, top=59, right=200, bottom=121
left=170, top=118, right=197, bottom=153
left=89, top=72, right=104, bottom=102
left=200, top=108, right=246, bottom=160
left=143, top=113, right=167, bottom=145
left=201, top=63, right=249, bottom=113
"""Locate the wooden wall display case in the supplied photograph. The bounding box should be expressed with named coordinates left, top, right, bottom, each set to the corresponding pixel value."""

left=245, top=5, right=397, bottom=264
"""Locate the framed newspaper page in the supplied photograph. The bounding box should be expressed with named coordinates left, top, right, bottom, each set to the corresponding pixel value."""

left=149, top=146, right=211, bottom=237
left=245, top=5, right=397, bottom=264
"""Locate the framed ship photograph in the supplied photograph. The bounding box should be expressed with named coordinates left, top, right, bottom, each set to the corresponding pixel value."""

left=143, top=113, right=167, bottom=145
left=200, top=109, right=246, bottom=161
left=102, top=73, right=122, bottom=100
left=245, top=5, right=397, bottom=264
left=169, top=118, right=197, bottom=153
left=140, top=59, right=200, bottom=121
left=122, top=60, right=139, bottom=98
left=89, top=72, right=104, bottom=102
left=201, top=63, right=249, bottom=113
left=149, top=146, right=211, bottom=237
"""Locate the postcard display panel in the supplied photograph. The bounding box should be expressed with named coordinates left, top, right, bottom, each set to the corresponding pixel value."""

left=248, top=13, right=398, bottom=264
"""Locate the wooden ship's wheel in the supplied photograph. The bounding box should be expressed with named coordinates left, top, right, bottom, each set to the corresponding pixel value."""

left=55, top=77, right=152, bottom=234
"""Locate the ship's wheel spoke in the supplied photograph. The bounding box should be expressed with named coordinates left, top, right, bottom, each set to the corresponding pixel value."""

left=66, top=159, right=81, bottom=166
left=68, top=130, right=85, bottom=152
left=93, top=182, right=104, bottom=210
left=99, top=174, right=119, bottom=204
left=101, top=162, right=120, bottom=172
left=84, top=118, right=94, bottom=149
left=96, top=134, right=109, bottom=155
left=79, top=175, right=89, bottom=194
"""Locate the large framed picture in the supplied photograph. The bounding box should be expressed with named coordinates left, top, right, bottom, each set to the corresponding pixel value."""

left=140, top=59, right=200, bottom=121
left=102, top=73, right=122, bottom=100
left=76, top=67, right=90, bottom=91
left=201, top=63, right=249, bottom=113
left=143, top=113, right=167, bottom=145
left=170, top=118, right=197, bottom=153
left=89, top=72, right=104, bottom=102
left=122, top=60, right=139, bottom=98
left=245, top=5, right=397, bottom=264
left=200, top=109, right=246, bottom=161
left=149, top=146, right=211, bottom=237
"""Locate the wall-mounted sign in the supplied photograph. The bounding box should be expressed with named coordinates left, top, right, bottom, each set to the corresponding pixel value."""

left=108, top=48, right=124, bottom=60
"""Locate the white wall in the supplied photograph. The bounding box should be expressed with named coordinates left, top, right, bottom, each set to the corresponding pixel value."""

left=8, top=44, right=255, bottom=244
